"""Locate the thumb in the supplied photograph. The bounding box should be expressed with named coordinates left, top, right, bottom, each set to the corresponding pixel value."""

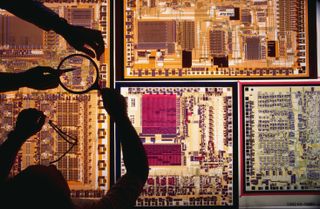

left=40, top=67, right=56, bottom=74
left=78, top=45, right=95, bottom=58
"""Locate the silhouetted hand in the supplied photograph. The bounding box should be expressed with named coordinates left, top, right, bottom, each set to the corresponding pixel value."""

left=13, top=108, right=46, bottom=142
left=100, top=88, right=128, bottom=122
left=60, top=25, right=105, bottom=59
left=20, top=66, right=59, bottom=90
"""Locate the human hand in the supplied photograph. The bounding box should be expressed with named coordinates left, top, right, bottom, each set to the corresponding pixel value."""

left=61, top=25, right=105, bottom=59
left=21, top=66, right=59, bottom=90
left=100, top=88, right=128, bottom=122
left=13, top=109, right=46, bottom=142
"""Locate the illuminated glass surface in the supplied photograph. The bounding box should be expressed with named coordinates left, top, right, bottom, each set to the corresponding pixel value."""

left=123, top=0, right=310, bottom=79
left=0, top=1, right=110, bottom=197
left=119, top=85, right=235, bottom=207
left=243, top=85, right=320, bottom=193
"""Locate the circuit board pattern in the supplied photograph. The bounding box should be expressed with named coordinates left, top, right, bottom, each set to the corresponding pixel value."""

left=0, top=1, right=110, bottom=197
left=123, top=0, right=309, bottom=79
left=243, top=85, right=320, bottom=193
left=120, top=85, right=234, bottom=207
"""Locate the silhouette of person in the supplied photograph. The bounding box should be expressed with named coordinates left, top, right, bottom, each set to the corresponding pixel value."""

left=0, top=89, right=149, bottom=209
left=0, top=0, right=105, bottom=59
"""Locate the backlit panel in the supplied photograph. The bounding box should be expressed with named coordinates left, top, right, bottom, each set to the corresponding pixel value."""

left=243, top=83, right=320, bottom=194
left=142, top=94, right=177, bottom=135
left=123, top=0, right=311, bottom=79
left=118, top=83, right=236, bottom=207
left=0, top=0, right=110, bottom=198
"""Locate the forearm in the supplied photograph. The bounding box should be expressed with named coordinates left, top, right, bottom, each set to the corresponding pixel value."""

left=89, top=118, right=148, bottom=209
left=0, top=72, right=25, bottom=92
left=117, top=117, right=149, bottom=183
left=0, top=0, right=69, bottom=34
left=0, top=131, right=25, bottom=185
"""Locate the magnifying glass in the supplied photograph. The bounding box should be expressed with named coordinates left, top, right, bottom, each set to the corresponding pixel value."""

left=56, top=53, right=101, bottom=94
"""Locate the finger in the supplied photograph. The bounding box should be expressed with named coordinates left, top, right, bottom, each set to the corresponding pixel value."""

left=40, top=67, right=57, bottom=74
left=86, top=39, right=103, bottom=59
left=78, top=45, right=95, bottom=58
left=37, top=114, right=46, bottom=129
left=83, top=30, right=104, bottom=59
left=94, top=32, right=105, bottom=59
left=95, top=42, right=105, bottom=59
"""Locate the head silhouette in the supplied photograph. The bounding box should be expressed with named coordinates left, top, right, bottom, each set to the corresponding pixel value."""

left=3, top=165, right=73, bottom=209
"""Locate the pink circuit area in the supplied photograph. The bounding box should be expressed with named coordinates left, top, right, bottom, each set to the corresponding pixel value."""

left=144, top=144, right=181, bottom=166
left=142, top=94, right=177, bottom=135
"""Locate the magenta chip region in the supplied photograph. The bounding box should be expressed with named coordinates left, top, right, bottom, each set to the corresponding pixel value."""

left=144, top=144, right=182, bottom=166
left=120, top=86, right=234, bottom=206
left=142, top=94, right=177, bottom=135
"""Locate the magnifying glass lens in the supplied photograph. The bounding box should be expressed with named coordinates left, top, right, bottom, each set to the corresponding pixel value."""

left=58, top=55, right=98, bottom=93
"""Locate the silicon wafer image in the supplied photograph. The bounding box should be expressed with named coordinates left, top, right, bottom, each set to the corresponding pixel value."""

left=243, top=84, right=320, bottom=193
left=122, top=0, right=312, bottom=79
left=0, top=92, right=110, bottom=197
left=0, top=0, right=110, bottom=198
left=118, top=84, right=236, bottom=207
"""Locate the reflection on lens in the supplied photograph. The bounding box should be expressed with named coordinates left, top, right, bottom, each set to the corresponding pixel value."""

left=59, top=55, right=98, bottom=93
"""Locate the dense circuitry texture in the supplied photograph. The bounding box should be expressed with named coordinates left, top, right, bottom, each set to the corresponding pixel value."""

left=0, top=1, right=110, bottom=198
left=124, top=0, right=309, bottom=79
left=120, top=86, right=234, bottom=207
left=243, top=86, right=320, bottom=193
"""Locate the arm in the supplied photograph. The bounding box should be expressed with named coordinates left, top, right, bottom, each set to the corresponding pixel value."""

left=91, top=89, right=149, bottom=209
left=102, top=88, right=149, bottom=184
left=117, top=117, right=149, bottom=183
left=0, top=0, right=104, bottom=58
left=0, top=131, right=25, bottom=186
left=0, top=109, right=45, bottom=185
left=0, top=72, right=25, bottom=92
left=0, top=66, right=58, bottom=93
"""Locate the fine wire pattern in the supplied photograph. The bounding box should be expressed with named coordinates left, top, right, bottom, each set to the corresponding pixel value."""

left=48, top=120, right=78, bottom=165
